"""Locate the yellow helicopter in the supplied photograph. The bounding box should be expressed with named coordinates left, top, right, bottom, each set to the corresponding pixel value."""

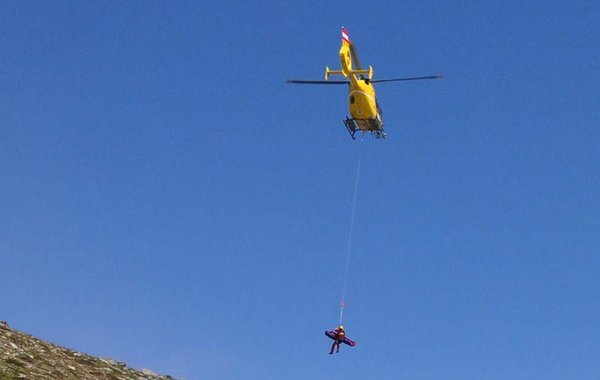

left=287, top=27, right=442, bottom=139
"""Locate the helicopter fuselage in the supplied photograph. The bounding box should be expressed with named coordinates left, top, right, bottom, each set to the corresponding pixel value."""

left=347, top=77, right=378, bottom=120
left=336, top=40, right=385, bottom=138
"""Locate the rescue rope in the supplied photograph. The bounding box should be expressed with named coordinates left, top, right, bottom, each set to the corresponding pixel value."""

left=339, top=139, right=363, bottom=324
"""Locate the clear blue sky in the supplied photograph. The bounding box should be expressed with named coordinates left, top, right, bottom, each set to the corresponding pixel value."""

left=2, top=1, right=600, bottom=379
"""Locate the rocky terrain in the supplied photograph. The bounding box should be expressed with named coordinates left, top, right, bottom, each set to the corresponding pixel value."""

left=0, top=321, right=178, bottom=380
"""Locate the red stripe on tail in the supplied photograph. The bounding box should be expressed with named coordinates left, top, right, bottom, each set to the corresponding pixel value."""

left=341, top=27, right=350, bottom=43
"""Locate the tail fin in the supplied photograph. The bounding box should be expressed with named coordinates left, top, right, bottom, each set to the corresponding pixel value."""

left=329, top=27, right=353, bottom=79
left=341, top=27, right=350, bottom=45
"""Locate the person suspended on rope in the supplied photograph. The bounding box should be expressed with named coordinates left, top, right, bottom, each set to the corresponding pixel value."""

left=325, top=325, right=355, bottom=354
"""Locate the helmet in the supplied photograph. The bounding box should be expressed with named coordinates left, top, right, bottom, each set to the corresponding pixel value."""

left=338, top=325, right=344, bottom=330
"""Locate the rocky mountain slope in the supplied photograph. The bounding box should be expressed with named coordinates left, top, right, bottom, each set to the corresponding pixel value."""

left=0, top=321, right=178, bottom=380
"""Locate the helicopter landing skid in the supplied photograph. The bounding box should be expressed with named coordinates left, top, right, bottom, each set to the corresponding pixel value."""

left=344, top=117, right=386, bottom=140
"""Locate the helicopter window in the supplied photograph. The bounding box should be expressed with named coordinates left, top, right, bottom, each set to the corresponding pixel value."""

left=350, top=95, right=355, bottom=104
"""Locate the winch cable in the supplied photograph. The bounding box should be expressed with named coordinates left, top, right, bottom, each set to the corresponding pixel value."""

left=339, top=138, right=363, bottom=325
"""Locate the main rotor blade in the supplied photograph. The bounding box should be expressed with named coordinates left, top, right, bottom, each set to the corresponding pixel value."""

left=286, top=79, right=349, bottom=85
left=370, top=75, right=444, bottom=83
left=349, top=42, right=362, bottom=71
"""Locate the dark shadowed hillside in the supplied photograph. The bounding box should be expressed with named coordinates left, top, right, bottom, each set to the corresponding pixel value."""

left=0, top=321, right=178, bottom=380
